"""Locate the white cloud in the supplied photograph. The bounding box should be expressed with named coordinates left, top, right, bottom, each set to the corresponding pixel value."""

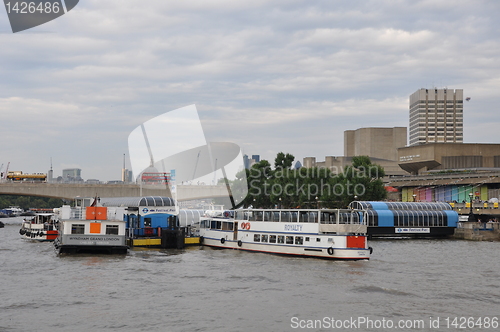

left=0, top=0, right=499, bottom=180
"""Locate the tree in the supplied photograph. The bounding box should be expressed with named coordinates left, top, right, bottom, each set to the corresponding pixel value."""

left=274, top=152, right=294, bottom=170
left=328, top=156, right=386, bottom=208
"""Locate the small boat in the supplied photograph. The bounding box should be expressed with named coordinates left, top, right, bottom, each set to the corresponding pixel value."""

left=53, top=199, right=128, bottom=254
left=5, top=206, right=23, bottom=217
left=199, top=208, right=372, bottom=260
left=19, top=213, right=58, bottom=241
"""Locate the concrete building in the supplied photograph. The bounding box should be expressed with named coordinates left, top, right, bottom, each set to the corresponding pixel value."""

left=398, top=143, right=500, bottom=174
left=62, top=168, right=82, bottom=182
left=303, top=156, right=407, bottom=176
left=344, top=127, right=407, bottom=161
left=304, top=127, right=409, bottom=176
left=409, top=88, right=464, bottom=146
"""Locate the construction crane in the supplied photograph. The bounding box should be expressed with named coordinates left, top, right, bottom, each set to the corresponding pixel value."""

left=2, top=162, right=9, bottom=180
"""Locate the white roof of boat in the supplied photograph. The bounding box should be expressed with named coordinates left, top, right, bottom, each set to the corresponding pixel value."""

left=99, top=196, right=176, bottom=207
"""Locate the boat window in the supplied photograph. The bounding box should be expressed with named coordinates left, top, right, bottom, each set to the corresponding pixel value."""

left=272, top=212, right=280, bottom=222
left=254, top=234, right=260, bottom=242
left=286, top=236, right=294, bottom=244
left=71, top=224, right=85, bottom=234
left=328, top=238, right=333, bottom=243
left=106, top=225, right=119, bottom=235
left=305, top=237, right=310, bottom=242
left=236, top=211, right=248, bottom=220
left=290, top=212, right=298, bottom=223
left=261, top=234, right=268, bottom=242
left=254, top=211, right=263, bottom=221
left=294, top=236, right=303, bottom=245
left=144, top=218, right=152, bottom=227
left=299, top=212, right=308, bottom=223
left=264, top=212, right=272, bottom=221
left=277, top=235, right=285, bottom=244
left=316, top=238, right=321, bottom=242
left=321, top=212, right=336, bottom=224
left=280, top=212, right=289, bottom=222
left=269, top=235, right=277, bottom=243
left=222, top=222, right=233, bottom=231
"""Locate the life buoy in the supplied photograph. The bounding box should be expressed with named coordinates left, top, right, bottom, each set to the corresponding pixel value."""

left=327, top=247, right=334, bottom=255
left=224, top=211, right=229, bottom=217
left=220, top=238, right=225, bottom=244
left=241, top=222, right=247, bottom=229
left=245, top=223, right=251, bottom=230
left=369, top=247, right=373, bottom=254
left=237, top=240, right=242, bottom=247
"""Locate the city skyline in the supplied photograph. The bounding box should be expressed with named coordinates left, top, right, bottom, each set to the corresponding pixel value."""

left=1, top=1, right=500, bottom=181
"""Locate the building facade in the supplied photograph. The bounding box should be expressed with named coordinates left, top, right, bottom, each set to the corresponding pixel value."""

left=409, top=88, right=463, bottom=146
left=344, top=127, right=407, bottom=161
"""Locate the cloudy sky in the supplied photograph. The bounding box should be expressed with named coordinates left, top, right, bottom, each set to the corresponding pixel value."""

left=1, top=0, right=499, bottom=181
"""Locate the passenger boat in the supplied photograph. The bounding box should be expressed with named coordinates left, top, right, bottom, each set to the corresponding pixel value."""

left=19, top=212, right=58, bottom=241
left=199, top=208, right=372, bottom=260
left=53, top=198, right=128, bottom=254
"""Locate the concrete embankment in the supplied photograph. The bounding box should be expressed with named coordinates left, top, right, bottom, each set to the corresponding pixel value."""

left=453, top=222, right=500, bottom=241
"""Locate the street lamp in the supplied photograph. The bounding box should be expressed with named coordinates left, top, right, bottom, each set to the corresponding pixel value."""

left=468, top=192, right=475, bottom=222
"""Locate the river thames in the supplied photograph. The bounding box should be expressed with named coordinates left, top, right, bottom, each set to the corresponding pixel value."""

left=0, top=217, right=498, bottom=331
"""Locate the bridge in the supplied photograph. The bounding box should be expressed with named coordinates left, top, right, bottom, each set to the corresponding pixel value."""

left=0, top=182, right=229, bottom=201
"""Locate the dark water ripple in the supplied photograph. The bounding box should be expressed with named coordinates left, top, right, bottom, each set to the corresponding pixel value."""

left=1, top=220, right=499, bottom=331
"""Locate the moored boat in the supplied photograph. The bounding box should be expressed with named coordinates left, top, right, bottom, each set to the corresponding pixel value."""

left=53, top=198, right=128, bottom=254
left=19, top=212, right=58, bottom=241
left=199, top=208, right=372, bottom=260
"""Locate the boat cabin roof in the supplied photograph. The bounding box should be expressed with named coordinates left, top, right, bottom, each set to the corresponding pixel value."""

left=76, top=196, right=176, bottom=208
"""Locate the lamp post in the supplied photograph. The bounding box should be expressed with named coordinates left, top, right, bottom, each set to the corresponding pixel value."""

left=468, top=192, right=475, bottom=222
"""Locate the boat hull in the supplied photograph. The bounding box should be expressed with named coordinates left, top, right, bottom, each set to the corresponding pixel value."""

left=19, top=216, right=58, bottom=241
left=200, top=236, right=370, bottom=260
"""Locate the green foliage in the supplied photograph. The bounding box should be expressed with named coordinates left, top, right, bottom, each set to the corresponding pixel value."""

left=0, top=195, right=64, bottom=210
left=274, top=152, right=295, bottom=170
left=236, top=153, right=387, bottom=209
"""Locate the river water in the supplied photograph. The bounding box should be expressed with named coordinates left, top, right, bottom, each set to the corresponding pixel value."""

left=0, top=217, right=499, bottom=332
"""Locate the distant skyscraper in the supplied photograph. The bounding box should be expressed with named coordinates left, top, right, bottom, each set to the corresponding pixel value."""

left=409, top=88, right=463, bottom=146
left=62, top=168, right=82, bottom=182
left=251, top=155, right=260, bottom=163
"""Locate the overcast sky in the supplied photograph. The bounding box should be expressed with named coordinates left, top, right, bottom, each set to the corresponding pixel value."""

left=1, top=0, right=499, bottom=181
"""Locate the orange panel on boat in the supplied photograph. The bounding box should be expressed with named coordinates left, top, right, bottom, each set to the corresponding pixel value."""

left=86, top=207, right=96, bottom=220
left=90, top=222, right=101, bottom=234
left=346, top=235, right=365, bottom=248
left=95, top=207, right=107, bottom=220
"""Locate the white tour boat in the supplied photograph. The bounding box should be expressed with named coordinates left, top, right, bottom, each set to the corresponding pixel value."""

left=199, top=208, right=372, bottom=260
left=53, top=198, right=128, bottom=254
left=19, top=212, right=58, bottom=241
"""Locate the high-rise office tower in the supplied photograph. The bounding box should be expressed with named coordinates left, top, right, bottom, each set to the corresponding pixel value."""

left=409, top=88, right=463, bottom=146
